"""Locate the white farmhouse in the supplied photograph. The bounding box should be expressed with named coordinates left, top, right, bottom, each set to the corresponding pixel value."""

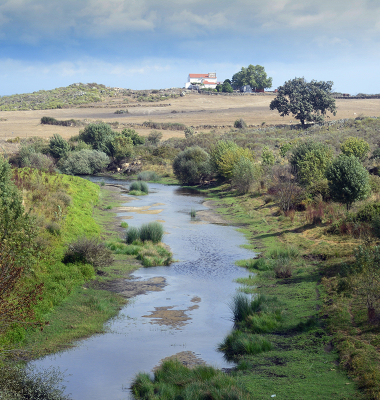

left=185, top=72, right=217, bottom=89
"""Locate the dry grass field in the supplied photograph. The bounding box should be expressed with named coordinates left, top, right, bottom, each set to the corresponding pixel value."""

left=1, top=93, right=380, bottom=142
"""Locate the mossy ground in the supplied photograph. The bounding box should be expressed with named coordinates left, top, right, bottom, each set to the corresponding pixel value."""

left=202, top=187, right=367, bottom=399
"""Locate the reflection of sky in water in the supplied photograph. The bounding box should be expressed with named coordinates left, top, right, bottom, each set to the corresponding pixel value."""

left=30, top=179, right=254, bottom=400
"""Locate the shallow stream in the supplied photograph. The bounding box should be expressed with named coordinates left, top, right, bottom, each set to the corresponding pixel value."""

left=31, top=179, right=254, bottom=399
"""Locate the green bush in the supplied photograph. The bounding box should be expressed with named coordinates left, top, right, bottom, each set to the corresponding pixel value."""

left=290, top=141, right=333, bottom=186
left=78, top=123, right=115, bottom=153
left=49, top=134, right=70, bottom=159
left=231, top=156, right=258, bottom=193
left=341, top=136, right=370, bottom=160
left=146, top=131, right=162, bottom=145
left=326, top=155, right=370, bottom=210
left=129, top=181, right=148, bottom=193
left=234, top=118, right=247, bottom=129
left=17, top=147, right=55, bottom=172
left=63, top=236, right=113, bottom=271
left=370, top=174, right=380, bottom=194
left=354, top=202, right=380, bottom=222
left=172, top=146, right=211, bottom=185
left=261, top=146, right=275, bottom=166
left=121, top=128, right=145, bottom=145
left=137, top=171, right=159, bottom=181
left=58, top=150, right=109, bottom=175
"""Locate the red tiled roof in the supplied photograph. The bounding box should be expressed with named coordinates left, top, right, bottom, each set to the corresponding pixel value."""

left=189, top=74, right=209, bottom=78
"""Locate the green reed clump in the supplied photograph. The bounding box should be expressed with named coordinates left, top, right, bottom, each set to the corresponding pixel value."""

left=131, top=359, right=250, bottom=400
left=190, top=208, right=196, bottom=218
left=125, top=226, right=140, bottom=244
left=218, top=330, right=273, bottom=359
left=129, top=181, right=148, bottom=194
left=139, top=222, right=164, bottom=243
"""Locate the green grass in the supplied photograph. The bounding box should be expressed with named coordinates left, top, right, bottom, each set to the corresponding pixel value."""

left=130, top=181, right=148, bottom=194
left=126, top=222, right=164, bottom=244
left=131, top=359, right=250, bottom=399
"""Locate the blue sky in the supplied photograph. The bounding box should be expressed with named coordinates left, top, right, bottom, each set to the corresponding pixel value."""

left=0, top=0, right=379, bottom=95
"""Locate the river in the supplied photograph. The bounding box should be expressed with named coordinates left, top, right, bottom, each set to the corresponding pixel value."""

left=31, top=179, right=254, bottom=399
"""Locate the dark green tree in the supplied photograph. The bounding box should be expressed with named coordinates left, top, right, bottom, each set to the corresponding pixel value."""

left=222, top=81, right=233, bottom=93
left=121, top=128, right=145, bottom=145
left=270, top=78, right=336, bottom=126
left=172, top=146, right=211, bottom=185
left=49, top=134, right=70, bottom=159
left=326, top=155, right=370, bottom=210
left=290, top=141, right=333, bottom=186
left=78, top=122, right=115, bottom=153
left=232, top=64, right=272, bottom=90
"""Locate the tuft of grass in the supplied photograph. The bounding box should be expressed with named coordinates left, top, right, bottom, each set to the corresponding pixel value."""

left=120, top=221, right=128, bottom=228
left=218, top=330, right=273, bottom=359
left=129, top=181, right=149, bottom=194
left=131, top=359, right=250, bottom=399
left=190, top=208, right=196, bottom=218
left=138, top=222, right=164, bottom=244
left=126, top=226, right=140, bottom=244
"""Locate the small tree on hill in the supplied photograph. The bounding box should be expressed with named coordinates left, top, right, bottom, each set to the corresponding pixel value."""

left=270, top=78, right=336, bottom=126
left=222, top=80, right=233, bottom=93
left=341, top=137, right=370, bottom=161
left=326, top=155, right=370, bottom=210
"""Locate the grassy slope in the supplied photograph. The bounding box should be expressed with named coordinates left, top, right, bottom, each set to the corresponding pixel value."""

left=9, top=176, right=139, bottom=359
left=205, top=188, right=363, bottom=399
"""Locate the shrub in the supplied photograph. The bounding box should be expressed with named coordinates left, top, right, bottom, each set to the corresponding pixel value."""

left=172, top=146, right=211, bottom=185
left=290, top=141, right=333, bottom=186
left=231, top=156, right=258, bottom=193
left=78, top=122, right=115, bottom=153
left=184, top=126, right=195, bottom=138
left=234, top=118, right=247, bottom=129
left=58, top=150, right=109, bottom=175
left=137, top=242, right=172, bottom=267
left=261, top=146, right=275, bottom=166
left=121, top=128, right=145, bottom=145
left=326, top=155, right=370, bottom=210
left=137, top=171, right=159, bottom=181
left=146, top=131, right=162, bottom=145
left=273, top=257, right=293, bottom=278
left=108, top=135, right=134, bottom=160
left=129, top=181, right=148, bottom=193
left=341, top=136, right=370, bottom=161
left=139, top=222, right=164, bottom=243
left=369, top=174, right=380, bottom=194
left=211, top=141, right=254, bottom=179
left=63, top=236, right=113, bottom=271
left=49, top=134, right=70, bottom=159
left=17, top=148, right=55, bottom=172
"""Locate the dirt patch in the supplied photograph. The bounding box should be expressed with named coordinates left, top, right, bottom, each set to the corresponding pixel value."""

left=96, top=276, right=166, bottom=298
left=153, top=351, right=207, bottom=371
left=197, top=200, right=229, bottom=224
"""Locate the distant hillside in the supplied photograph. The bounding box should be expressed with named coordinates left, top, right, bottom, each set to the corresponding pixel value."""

left=0, top=83, right=127, bottom=111
left=0, top=83, right=180, bottom=111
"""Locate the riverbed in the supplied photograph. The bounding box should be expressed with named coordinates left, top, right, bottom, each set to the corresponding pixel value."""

left=31, top=179, right=254, bottom=399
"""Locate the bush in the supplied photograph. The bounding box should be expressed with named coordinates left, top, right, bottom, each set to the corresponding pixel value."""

left=211, top=141, right=254, bottom=179
left=121, top=128, right=145, bottom=145
left=146, top=131, right=162, bottom=145
left=78, top=122, right=115, bottom=153
left=63, top=236, right=113, bottom=271
left=108, top=135, right=134, bottom=160
left=261, top=146, right=275, bottom=166
left=341, top=136, right=370, bottom=161
left=234, top=118, right=247, bottom=129
left=130, top=181, right=148, bottom=193
left=290, top=141, right=333, bottom=186
left=326, top=155, right=370, bottom=210
left=139, top=222, right=164, bottom=243
left=49, top=134, right=70, bottom=159
left=184, top=126, right=195, bottom=138
left=137, top=171, right=159, bottom=181
left=369, top=174, right=380, bottom=194
left=58, top=149, right=109, bottom=175
left=172, top=146, right=211, bottom=185
left=17, top=147, right=55, bottom=172
left=231, top=156, right=258, bottom=193
left=273, top=257, right=293, bottom=278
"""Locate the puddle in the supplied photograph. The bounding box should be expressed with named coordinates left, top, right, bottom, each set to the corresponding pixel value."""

left=31, top=179, right=254, bottom=399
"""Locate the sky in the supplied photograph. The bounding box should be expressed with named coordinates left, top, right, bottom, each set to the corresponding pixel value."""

left=0, top=0, right=379, bottom=95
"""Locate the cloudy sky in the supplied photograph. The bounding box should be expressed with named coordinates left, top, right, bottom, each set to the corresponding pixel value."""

left=0, top=0, right=378, bottom=95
